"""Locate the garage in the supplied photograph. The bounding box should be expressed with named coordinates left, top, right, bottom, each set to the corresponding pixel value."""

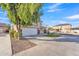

left=22, top=27, right=38, bottom=37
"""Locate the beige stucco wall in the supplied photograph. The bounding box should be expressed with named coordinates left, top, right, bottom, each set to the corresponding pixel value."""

left=71, top=30, right=79, bottom=35
left=61, top=25, right=71, bottom=33
left=53, top=25, right=71, bottom=33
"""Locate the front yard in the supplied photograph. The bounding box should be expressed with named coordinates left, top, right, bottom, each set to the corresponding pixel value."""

left=14, top=34, right=79, bottom=56
left=11, top=33, right=61, bottom=55
left=11, top=38, right=36, bottom=55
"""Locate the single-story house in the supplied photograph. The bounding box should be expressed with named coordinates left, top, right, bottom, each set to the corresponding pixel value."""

left=0, top=23, right=9, bottom=33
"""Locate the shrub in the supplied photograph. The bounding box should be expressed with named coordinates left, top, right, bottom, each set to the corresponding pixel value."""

left=46, top=33, right=60, bottom=37
left=9, top=29, right=18, bottom=39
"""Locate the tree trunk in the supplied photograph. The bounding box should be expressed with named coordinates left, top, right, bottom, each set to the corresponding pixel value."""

left=16, top=16, right=22, bottom=40
left=12, top=4, right=22, bottom=40
left=17, top=23, right=22, bottom=40
left=12, top=23, right=22, bottom=40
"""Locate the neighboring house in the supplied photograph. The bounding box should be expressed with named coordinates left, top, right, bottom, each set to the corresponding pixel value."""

left=0, top=23, right=9, bottom=33
left=71, top=27, right=79, bottom=34
left=52, top=24, right=72, bottom=33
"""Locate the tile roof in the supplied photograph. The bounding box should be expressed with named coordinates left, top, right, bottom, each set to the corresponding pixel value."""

left=71, top=27, right=79, bottom=30
left=0, top=23, right=6, bottom=27
left=54, top=24, right=72, bottom=26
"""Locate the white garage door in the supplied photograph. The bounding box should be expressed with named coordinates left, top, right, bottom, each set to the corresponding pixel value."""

left=22, top=27, right=37, bottom=36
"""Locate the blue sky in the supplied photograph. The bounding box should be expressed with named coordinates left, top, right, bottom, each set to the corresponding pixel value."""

left=0, top=3, right=79, bottom=27
left=0, top=7, right=10, bottom=24
left=41, top=3, right=79, bottom=27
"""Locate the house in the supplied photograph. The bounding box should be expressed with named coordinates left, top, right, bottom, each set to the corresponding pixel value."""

left=71, top=27, right=79, bottom=34
left=52, top=24, right=72, bottom=33
left=0, top=23, right=9, bottom=33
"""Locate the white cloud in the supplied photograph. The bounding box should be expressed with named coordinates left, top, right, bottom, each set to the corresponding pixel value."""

left=59, top=21, right=68, bottom=24
left=47, top=3, right=62, bottom=12
left=48, top=9, right=61, bottom=12
left=49, top=3, right=62, bottom=9
left=66, top=14, right=79, bottom=19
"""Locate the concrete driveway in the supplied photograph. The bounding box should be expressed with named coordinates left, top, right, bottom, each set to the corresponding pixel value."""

left=0, top=33, right=12, bottom=56
left=14, top=34, right=79, bottom=56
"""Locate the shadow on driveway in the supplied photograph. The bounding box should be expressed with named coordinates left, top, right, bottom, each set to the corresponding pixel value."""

left=23, top=34, right=79, bottom=43
left=53, top=38, right=79, bottom=43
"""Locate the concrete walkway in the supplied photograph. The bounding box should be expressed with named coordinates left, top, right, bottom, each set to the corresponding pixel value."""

left=14, top=35, right=79, bottom=56
left=0, top=33, right=12, bottom=56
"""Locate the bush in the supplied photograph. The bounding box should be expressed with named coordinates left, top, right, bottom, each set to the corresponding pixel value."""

left=46, top=33, right=60, bottom=37
left=9, top=29, right=19, bottom=39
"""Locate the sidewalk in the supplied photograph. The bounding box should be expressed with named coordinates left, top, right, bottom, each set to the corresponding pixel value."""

left=0, top=34, right=12, bottom=56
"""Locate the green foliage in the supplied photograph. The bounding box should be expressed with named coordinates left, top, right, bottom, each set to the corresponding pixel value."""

left=0, top=3, right=43, bottom=40
left=0, top=3, right=43, bottom=26
left=10, top=29, right=18, bottom=39
left=46, top=33, right=60, bottom=37
left=48, top=27, right=53, bottom=30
